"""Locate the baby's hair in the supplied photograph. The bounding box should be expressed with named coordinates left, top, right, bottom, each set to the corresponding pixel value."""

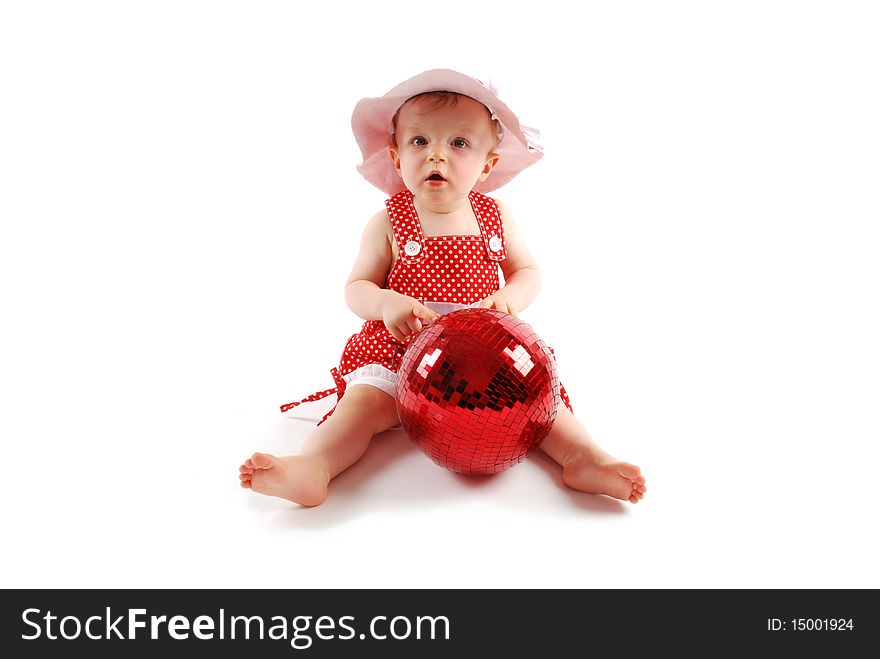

left=390, top=91, right=503, bottom=149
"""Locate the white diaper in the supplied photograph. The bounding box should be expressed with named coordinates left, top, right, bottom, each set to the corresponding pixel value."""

left=343, top=363, right=398, bottom=398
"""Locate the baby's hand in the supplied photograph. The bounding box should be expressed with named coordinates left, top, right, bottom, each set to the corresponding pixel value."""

left=382, top=293, right=440, bottom=343
left=476, top=294, right=517, bottom=316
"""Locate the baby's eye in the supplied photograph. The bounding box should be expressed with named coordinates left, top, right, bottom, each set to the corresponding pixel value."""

left=411, top=136, right=428, bottom=146
left=451, top=138, right=469, bottom=149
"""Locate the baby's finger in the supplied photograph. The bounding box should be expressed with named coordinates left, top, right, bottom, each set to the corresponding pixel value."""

left=413, top=304, right=440, bottom=324
left=389, top=325, right=406, bottom=343
left=477, top=298, right=493, bottom=309
left=407, top=316, right=423, bottom=334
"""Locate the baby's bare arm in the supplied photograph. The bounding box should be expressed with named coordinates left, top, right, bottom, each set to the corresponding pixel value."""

left=477, top=200, right=542, bottom=315
left=344, top=210, right=438, bottom=340
left=344, top=210, right=396, bottom=320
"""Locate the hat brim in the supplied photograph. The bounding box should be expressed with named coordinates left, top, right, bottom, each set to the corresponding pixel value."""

left=351, top=69, right=542, bottom=196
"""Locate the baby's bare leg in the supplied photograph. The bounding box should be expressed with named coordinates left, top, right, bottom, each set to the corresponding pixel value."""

left=239, top=385, right=399, bottom=506
left=540, top=405, right=647, bottom=504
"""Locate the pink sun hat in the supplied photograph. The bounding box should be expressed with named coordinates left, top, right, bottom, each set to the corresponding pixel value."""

left=351, top=69, right=543, bottom=196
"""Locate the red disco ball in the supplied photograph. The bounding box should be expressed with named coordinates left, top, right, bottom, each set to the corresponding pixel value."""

left=396, top=308, right=560, bottom=475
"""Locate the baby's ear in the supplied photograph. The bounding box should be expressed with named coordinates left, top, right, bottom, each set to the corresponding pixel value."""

left=480, top=152, right=501, bottom=180
left=389, top=147, right=403, bottom=176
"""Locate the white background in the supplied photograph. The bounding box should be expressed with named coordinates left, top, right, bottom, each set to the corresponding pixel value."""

left=1, top=1, right=878, bottom=589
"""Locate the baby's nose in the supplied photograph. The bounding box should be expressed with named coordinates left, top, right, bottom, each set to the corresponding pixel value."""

left=428, top=149, right=447, bottom=162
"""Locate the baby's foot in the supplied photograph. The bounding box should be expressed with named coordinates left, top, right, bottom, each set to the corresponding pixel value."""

left=562, top=452, right=647, bottom=504
left=238, top=452, right=329, bottom=507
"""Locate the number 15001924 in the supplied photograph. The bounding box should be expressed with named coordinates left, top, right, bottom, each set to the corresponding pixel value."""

left=767, top=618, right=854, bottom=631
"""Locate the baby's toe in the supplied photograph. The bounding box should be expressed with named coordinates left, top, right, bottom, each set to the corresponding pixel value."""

left=251, top=452, right=274, bottom=469
left=617, top=462, right=642, bottom=480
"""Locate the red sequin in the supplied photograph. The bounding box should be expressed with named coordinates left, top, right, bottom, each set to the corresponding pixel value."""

left=397, top=308, right=559, bottom=475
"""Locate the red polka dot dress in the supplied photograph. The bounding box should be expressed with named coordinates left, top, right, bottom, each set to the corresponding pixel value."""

left=281, top=189, right=572, bottom=423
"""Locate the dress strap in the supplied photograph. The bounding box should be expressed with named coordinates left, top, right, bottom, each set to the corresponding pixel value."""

left=279, top=367, right=347, bottom=426
left=385, top=190, right=427, bottom=264
left=469, top=191, right=507, bottom=262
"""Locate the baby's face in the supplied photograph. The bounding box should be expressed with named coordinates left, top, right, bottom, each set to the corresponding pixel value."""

left=389, top=95, right=499, bottom=205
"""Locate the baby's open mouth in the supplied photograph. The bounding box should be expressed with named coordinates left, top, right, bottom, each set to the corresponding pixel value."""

left=426, top=173, right=446, bottom=181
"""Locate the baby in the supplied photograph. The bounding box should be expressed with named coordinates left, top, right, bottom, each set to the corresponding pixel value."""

left=239, top=69, right=646, bottom=506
